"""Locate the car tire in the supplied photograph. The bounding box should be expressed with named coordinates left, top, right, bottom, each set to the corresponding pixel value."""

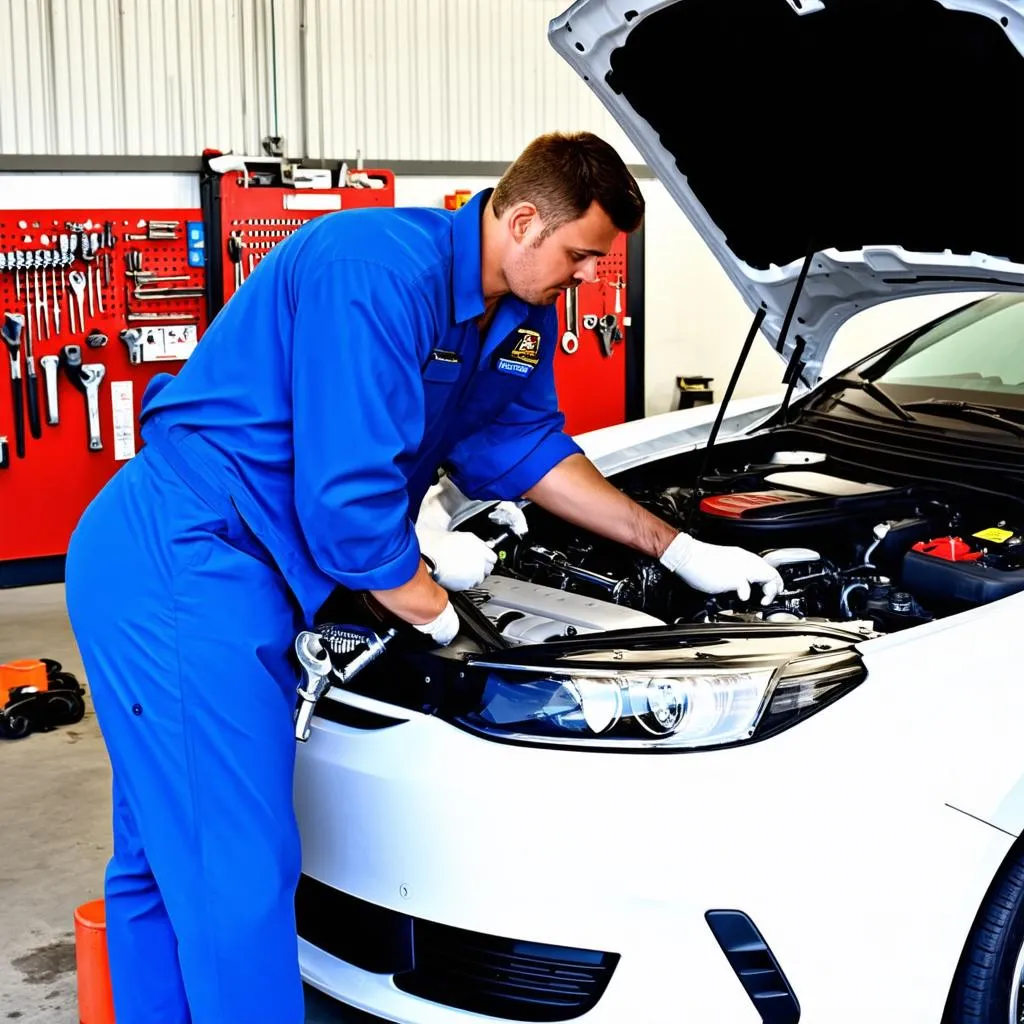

left=948, top=848, right=1024, bottom=1023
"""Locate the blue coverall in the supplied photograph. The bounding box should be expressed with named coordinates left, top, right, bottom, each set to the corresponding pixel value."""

left=64, top=188, right=582, bottom=1023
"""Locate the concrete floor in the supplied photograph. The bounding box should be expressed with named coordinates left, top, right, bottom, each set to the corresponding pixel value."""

left=0, top=583, right=383, bottom=1023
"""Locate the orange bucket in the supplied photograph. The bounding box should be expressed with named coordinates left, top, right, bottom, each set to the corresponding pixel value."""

left=74, top=899, right=115, bottom=1024
left=0, top=659, right=48, bottom=706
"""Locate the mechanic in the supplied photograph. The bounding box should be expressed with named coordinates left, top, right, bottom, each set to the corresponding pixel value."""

left=64, top=131, right=783, bottom=1024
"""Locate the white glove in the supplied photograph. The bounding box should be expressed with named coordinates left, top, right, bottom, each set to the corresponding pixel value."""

left=659, top=532, right=784, bottom=606
left=413, top=601, right=460, bottom=646
left=487, top=501, right=529, bottom=538
left=415, top=524, right=497, bottom=591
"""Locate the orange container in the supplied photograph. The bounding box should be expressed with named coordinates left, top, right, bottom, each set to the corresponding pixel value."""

left=0, top=659, right=49, bottom=707
left=74, top=899, right=116, bottom=1024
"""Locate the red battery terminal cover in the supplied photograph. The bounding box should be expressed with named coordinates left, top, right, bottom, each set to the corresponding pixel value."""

left=911, top=537, right=983, bottom=562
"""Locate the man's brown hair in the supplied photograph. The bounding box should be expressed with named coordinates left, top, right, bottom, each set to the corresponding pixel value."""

left=491, top=131, right=644, bottom=240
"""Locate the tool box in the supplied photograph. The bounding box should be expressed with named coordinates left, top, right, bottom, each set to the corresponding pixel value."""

left=0, top=657, right=86, bottom=739
left=201, top=155, right=395, bottom=317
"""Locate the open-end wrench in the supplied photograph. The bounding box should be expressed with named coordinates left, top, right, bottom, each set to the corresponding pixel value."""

left=560, top=285, right=580, bottom=355
left=39, top=355, right=59, bottom=425
left=68, top=271, right=86, bottom=332
left=62, top=346, right=104, bottom=451
left=24, top=265, right=32, bottom=354
left=51, top=262, right=60, bottom=335
left=294, top=632, right=333, bottom=742
left=92, top=233, right=104, bottom=313
left=40, top=255, right=51, bottom=340
left=80, top=364, right=105, bottom=451
left=33, top=264, right=46, bottom=341
left=80, top=232, right=96, bottom=317
left=119, top=328, right=143, bottom=365
left=2, top=314, right=26, bottom=459
left=294, top=625, right=397, bottom=741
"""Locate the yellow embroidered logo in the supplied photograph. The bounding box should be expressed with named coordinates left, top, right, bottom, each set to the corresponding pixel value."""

left=509, top=329, right=541, bottom=366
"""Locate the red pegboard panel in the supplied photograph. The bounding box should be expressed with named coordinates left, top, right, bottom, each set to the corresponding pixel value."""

left=553, top=232, right=630, bottom=435
left=215, top=169, right=395, bottom=306
left=0, top=208, right=207, bottom=564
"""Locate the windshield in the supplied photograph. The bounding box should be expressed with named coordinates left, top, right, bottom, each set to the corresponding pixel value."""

left=860, top=294, right=1024, bottom=405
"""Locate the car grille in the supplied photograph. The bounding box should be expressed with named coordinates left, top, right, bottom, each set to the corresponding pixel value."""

left=396, top=917, right=618, bottom=1021
left=296, top=874, right=618, bottom=1021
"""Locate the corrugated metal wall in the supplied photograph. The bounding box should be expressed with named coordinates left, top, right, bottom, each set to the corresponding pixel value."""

left=0, top=0, right=639, bottom=163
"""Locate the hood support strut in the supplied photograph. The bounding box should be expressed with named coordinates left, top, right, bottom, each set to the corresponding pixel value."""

left=684, top=249, right=816, bottom=533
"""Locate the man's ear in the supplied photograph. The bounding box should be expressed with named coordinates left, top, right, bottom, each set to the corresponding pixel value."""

left=507, top=202, right=539, bottom=245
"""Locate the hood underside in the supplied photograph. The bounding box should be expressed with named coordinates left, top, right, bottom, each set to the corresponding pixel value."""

left=549, top=0, right=1024, bottom=385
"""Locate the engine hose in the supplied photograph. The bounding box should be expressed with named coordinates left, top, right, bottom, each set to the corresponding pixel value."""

left=840, top=581, right=869, bottom=619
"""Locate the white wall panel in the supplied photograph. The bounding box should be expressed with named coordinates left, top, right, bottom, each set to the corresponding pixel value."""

left=0, top=0, right=638, bottom=163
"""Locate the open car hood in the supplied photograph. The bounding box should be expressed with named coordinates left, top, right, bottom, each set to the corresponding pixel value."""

left=549, top=0, right=1024, bottom=386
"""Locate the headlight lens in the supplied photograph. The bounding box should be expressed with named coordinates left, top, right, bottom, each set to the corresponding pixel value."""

left=454, top=648, right=863, bottom=752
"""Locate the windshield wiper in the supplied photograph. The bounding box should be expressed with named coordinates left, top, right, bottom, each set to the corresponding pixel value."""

left=898, top=399, right=1024, bottom=439
left=824, top=377, right=917, bottom=422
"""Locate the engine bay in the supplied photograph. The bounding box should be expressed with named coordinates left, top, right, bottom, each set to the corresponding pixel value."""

left=467, top=446, right=1024, bottom=645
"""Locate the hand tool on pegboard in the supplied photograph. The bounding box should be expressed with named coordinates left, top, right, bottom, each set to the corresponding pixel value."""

left=200, top=152, right=395, bottom=317
left=1, top=313, right=25, bottom=459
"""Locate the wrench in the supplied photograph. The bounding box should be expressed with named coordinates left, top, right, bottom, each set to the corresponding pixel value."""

left=1, top=314, right=25, bottom=459
left=79, top=364, right=106, bottom=451
left=294, top=625, right=397, bottom=741
left=39, top=355, right=59, bottom=425
left=68, top=271, right=86, bottom=332
left=51, top=264, right=60, bottom=335
left=119, top=328, right=143, bottom=365
left=91, top=233, right=103, bottom=314
left=34, top=266, right=46, bottom=341
left=560, top=285, right=580, bottom=355
left=294, top=632, right=333, bottom=742
left=40, top=259, right=51, bottom=339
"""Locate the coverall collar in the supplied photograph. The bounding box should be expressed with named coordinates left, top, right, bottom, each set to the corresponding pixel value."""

left=452, top=188, right=492, bottom=325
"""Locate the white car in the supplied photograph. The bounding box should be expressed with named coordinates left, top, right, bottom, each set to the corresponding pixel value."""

left=295, top=1, right=1024, bottom=1021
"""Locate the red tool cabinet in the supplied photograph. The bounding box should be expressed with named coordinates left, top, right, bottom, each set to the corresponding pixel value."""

left=201, top=158, right=395, bottom=316
left=553, top=223, right=645, bottom=436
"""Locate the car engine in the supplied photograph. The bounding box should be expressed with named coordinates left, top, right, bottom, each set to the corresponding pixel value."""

left=472, top=459, right=1024, bottom=645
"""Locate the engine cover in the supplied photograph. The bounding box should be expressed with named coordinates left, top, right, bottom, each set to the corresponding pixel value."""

left=471, top=575, right=664, bottom=646
left=695, top=470, right=918, bottom=551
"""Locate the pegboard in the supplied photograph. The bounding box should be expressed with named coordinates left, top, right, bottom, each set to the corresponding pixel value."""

left=202, top=166, right=395, bottom=316
left=553, top=231, right=636, bottom=435
left=0, top=208, right=207, bottom=571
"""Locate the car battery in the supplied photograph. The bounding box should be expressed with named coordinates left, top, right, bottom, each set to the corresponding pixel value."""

left=902, top=527, right=1024, bottom=608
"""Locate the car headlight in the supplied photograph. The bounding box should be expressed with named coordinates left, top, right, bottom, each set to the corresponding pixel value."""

left=452, top=631, right=866, bottom=752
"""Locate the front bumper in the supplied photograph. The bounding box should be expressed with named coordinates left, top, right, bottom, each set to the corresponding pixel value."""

left=294, top=683, right=1012, bottom=1023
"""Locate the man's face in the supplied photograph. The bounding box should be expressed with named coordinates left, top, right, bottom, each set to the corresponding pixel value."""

left=504, top=201, right=621, bottom=306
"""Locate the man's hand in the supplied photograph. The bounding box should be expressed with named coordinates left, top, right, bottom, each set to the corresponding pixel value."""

left=659, top=532, right=783, bottom=605
left=487, top=500, right=529, bottom=538
left=412, top=601, right=461, bottom=645
left=524, top=453, right=783, bottom=604
left=415, top=524, right=497, bottom=591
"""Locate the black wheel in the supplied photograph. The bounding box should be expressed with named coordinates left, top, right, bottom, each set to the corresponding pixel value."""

left=0, top=713, right=31, bottom=740
left=47, top=692, right=86, bottom=726
left=947, top=847, right=1024, bottom=1022
left=40, top=658, right=62, bottom=676
left=49, top=671, right=82, bottom=693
